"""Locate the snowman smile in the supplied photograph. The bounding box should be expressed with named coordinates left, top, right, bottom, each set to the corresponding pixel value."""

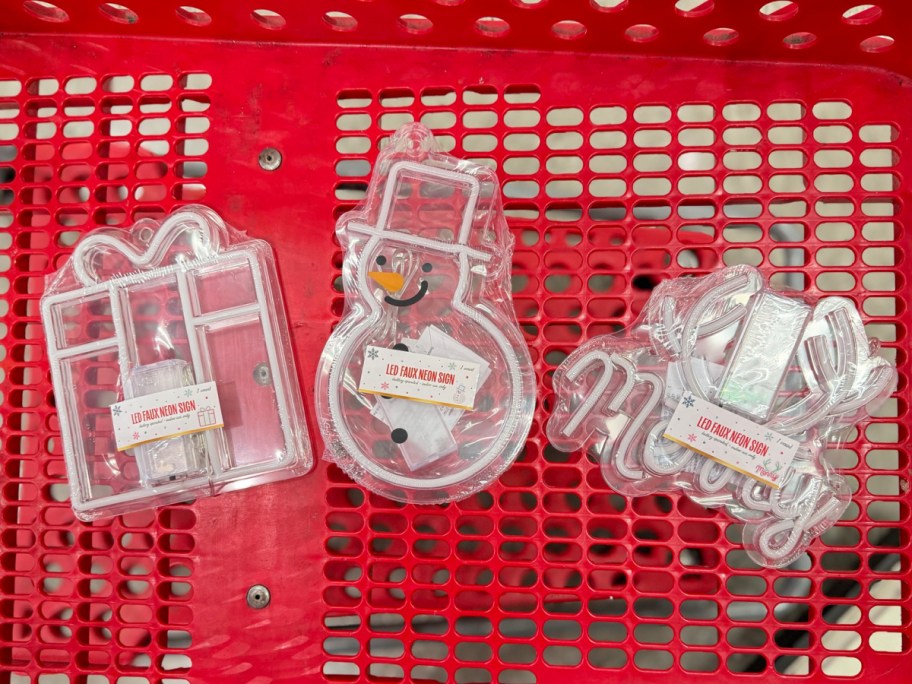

left=384, top=280, right=429, bottom=307
left=369, top=263, right=432, bottom=308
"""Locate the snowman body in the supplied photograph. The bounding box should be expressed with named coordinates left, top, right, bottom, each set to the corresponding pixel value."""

left=316, top=125, right=535, bottom=503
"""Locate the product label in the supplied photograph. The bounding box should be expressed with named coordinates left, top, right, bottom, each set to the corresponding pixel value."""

left=359, top=345, right=481, bottom=410
left=111, top=382, right=223, bottom=451
left=664, top=393, right=799, bottom=489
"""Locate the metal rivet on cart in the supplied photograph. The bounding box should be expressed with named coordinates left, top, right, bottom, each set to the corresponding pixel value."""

left=253, top=362, right=272, bottom=386
left=246, top=584, right=271, bottom=609
left=258, top=147, right=282, bottom=171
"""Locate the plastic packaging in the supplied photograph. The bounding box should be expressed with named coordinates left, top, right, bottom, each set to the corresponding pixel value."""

left=41, top=205, right=313, bottom=520
left=547, top=265, right=896, bottom=568
left=316, top=123, right=536, bottom=503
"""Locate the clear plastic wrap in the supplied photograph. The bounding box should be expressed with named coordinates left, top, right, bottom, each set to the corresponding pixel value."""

left=41, top=205, right=314, bottom=521
left=315, top=123, right=536, bottom=503
left=547, top=265, right=896, bottom=568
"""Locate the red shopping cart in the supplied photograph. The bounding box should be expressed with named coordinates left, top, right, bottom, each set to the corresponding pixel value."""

left=0, top=1, right=909, bottom=681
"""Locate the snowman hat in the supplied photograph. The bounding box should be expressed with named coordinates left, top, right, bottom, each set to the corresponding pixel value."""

left=348, top=161, right=494, bottom=263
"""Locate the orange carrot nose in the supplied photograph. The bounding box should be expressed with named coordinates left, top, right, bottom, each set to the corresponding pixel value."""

left=368, top=271, right=405, bottom=293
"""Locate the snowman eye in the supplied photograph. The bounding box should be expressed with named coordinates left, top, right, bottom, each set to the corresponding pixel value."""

left=375, top=255, right=387, bottom=266
left=421, top=263, right=433, bottom=273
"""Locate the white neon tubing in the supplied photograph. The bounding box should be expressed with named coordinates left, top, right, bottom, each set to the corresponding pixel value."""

left=695, top=459, right=737, bottom=494
left=776, top=298, right=886, bottom=436
left=738, top=479, right=773, bottom=513
left=734, top=444, right=818, bottom=512
left=796, top=298, right=852, bottom=394
left=752, top=491, right=845, bottom=564
left=643, top=418, right=695, bottom=476
left=769, top=306, right=859, bottom=435
left=73, top=211, right=224, bottom=286
left=770, top=471, right=825, bottom=519
left=559, top=351, right=635, bottom=437
left=604, top=369, right=663, bottom=483
left=216, top=252, right=297, bottom=475
left=832, top=362, right=895, bottom=416
left=656, top=288, right=751, bottom=357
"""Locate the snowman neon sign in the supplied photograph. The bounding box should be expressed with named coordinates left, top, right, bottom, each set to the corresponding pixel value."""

left=317, top=125, right=535, bottom=503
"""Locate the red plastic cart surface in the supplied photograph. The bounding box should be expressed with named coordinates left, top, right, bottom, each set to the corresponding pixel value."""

left=1, top=2, right=910, bottom=682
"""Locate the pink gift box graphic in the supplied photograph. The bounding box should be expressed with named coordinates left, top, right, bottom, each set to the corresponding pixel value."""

left=197, top=406, right=217, bottom=427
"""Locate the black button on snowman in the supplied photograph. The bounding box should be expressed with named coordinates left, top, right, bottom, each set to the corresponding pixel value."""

left=316, top=123, right=535, bottom=504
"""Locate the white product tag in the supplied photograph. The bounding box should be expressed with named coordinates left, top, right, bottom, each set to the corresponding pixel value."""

left=664, top=393, right=799, bottom=489
left=412, top=326, right=492, bottom=385
left=359, top=346, right=481, bottom=410
left=112, top=382, right=223, bottom=451
left=411, top=326, right=492, bottom=429
left=375, top=397, right=457, bottom=471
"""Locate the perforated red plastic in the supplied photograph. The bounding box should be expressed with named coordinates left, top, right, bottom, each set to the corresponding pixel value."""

left=1, top=2, right=910, bottom=683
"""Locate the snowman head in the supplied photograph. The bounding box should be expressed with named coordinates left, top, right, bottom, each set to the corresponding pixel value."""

left=348, top=161, right=496, bottom=311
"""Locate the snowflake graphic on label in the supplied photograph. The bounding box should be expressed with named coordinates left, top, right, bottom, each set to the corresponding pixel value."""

left=763, top=431, right=773, bottom=441
left=183, top=388, right=194, bottom=398
left=448, top=362, right=457, bottom=371
left=111, top=405, right=122, bottom=417
left=367, top=348, right=379, bottom=360
left=380, top=382, right=390, bottom=391
left=687, top=433, right=697, bottom=443
left=683, top=394, right=695, bottom=408
left=132, top=431, right=140, bottom=441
